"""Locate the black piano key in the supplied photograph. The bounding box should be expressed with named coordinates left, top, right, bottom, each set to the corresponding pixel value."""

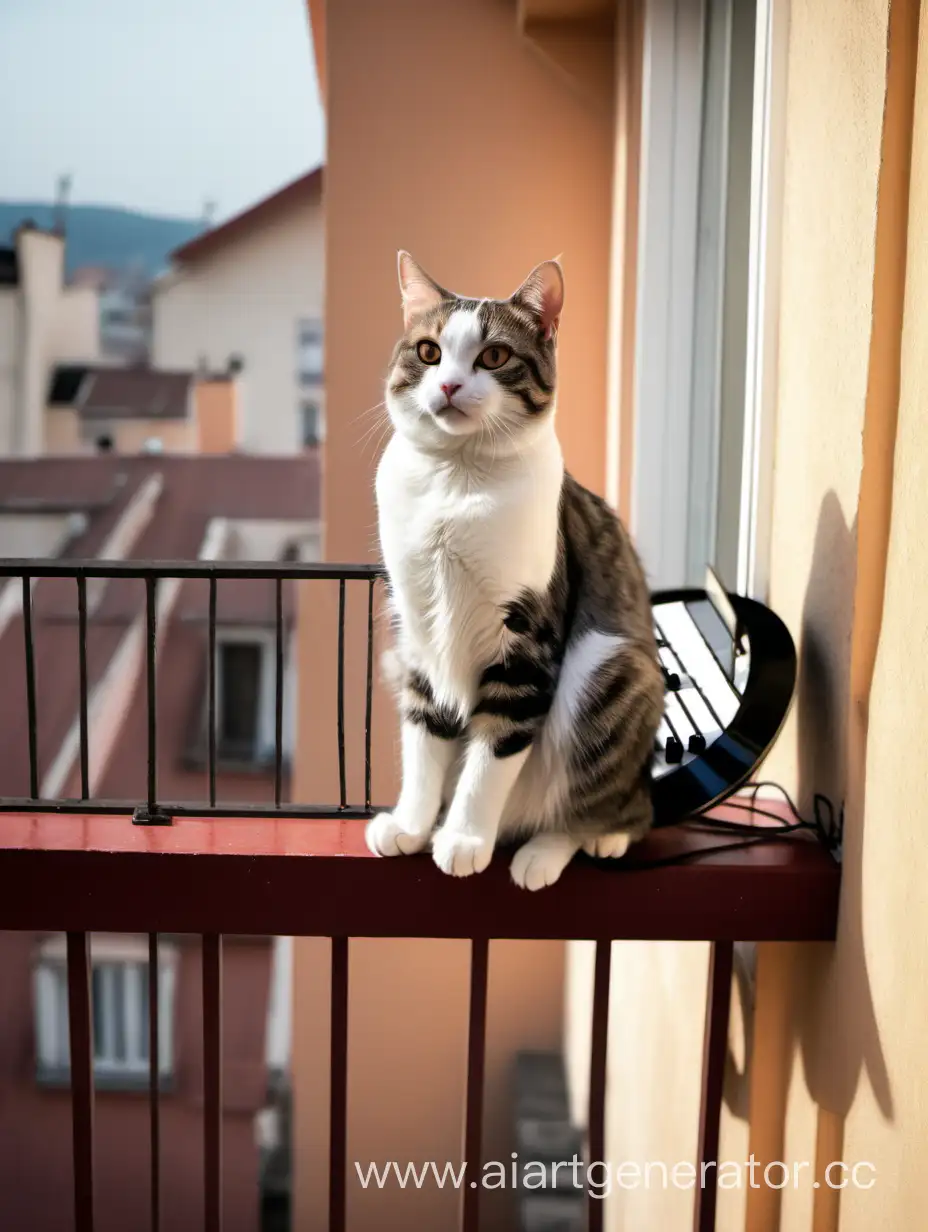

left=665, top=736, right=684, bottom=764
left=687, top=733, right=707, bottom=754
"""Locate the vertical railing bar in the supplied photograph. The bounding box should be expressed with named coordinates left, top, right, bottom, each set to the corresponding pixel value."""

left=337, top=579, right=347, bottom=810
left=67, top=931, right=95, bottom=1232
left=329, top=936, right=349, bottom=1232
left=145, top=576, right=158, bottom=813
left=587, top=939, right=612, bottom=1232
left=462, top=938, right=489, bottom=1232
left=203, top=934, right=223, bottom=1232
left=208, top=577, right=217, bottom=808
left=148, top=933, right=160, bottom=1232
left=21, top=574, right=38, bottom=799
left=275, top=577, right=284, bottom=808
left=77, top=575, right=90, bottom=799
left=693, top=940, right=734, bottom=1232
left=364, top=578, right=374, bottom=812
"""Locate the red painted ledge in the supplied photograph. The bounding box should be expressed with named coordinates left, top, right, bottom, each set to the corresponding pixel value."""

left=0, top=804, right=839, bottom=941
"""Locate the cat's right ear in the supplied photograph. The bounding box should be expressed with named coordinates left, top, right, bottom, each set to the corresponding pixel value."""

left=398, top=251, right=446, bottom=329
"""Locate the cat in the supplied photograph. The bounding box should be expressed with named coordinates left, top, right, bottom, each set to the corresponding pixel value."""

left=365, top=252, right=664, bottom=890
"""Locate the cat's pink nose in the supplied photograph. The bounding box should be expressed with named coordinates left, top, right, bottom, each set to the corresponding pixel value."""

left=441, top=382, right=462, bottom=401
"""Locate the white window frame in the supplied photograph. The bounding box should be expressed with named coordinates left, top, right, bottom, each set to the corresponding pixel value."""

left=33, top=934, right=177, bottom=1084
left=629, top=0, right=789, bottom=599
left=739, top=0, right=789, bottom=600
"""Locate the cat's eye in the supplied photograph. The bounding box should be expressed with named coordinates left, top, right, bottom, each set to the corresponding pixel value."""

left=477, top=344, right=511, bottom=371
left=417, top=340, right=442, bottom=365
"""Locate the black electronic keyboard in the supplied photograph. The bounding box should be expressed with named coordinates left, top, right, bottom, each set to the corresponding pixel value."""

left=650, top=569, right=796, bottom=827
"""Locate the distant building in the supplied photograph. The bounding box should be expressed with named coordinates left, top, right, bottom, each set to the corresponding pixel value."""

left=0, top=453, right=320, bottom=1232
left=0, top=226, right=100, bottom=456
left=44, top=362, right=242, bottom=456
left=71, top=264, right=153, bottom=365
left=152, top=169, right=325, bottom=455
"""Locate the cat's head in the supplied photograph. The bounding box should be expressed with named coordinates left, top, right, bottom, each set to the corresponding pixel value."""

left=385, top=252, right=564, bottom=449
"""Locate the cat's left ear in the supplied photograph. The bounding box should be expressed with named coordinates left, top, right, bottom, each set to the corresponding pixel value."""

left=398, top=251, right=447, bottom=329
left=511, top=259, right=564, bottom=341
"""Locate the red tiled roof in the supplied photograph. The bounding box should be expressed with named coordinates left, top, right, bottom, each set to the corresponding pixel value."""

left=0, top=455, right=321, bottom=805
left=170, top=167, right=323, bottom=266
left=79, top=367, right=193, bottom=420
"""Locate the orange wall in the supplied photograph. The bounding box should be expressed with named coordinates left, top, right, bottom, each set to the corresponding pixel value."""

left=292, top=2, right=616, bottom=1230
left=195, top=378, right=240, bottom=454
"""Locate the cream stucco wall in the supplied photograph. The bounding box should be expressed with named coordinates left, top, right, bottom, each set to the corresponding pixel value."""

left=566, top=1, right=903, bottom=1230
left=152, top=190, right=323, bottom=455
left=0, top=290, right=18, bottom=456
left=0, top=229, right=100, bottom=458
left=756, top=2, right=928, bottom=1230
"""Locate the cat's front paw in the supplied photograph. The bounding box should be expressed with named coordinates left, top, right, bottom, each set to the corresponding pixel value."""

left=365, top=811, right=432, bottom=857
left=431, top=827, right=494, bottom=878
left=510, top=834, right=580, bottom=891
left=581, top=832, right=631, bottom=859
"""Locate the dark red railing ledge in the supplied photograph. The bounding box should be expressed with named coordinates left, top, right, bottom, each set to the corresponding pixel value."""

left=0, top=802, right=839, bottom=940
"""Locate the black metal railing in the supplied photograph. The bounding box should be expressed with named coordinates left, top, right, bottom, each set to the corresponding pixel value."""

left=0, top=560, right=385, bottom=822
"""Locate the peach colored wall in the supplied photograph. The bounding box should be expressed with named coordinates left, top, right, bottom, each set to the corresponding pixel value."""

left=43, top=408, right=197, bottom=456
left=44, top=407, right=82, bottom=454
left=292, top=2, right=615, bottom=1230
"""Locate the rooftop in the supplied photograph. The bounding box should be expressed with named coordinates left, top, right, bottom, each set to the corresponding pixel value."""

left=0, top=455, right=321, bottom=806
left=48, top=364, right=196, bottom=421
left=169, top=167, right=323, bottom=266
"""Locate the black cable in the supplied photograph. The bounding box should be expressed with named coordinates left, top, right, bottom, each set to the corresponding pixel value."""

left=592, top=780, right=841, bottom=872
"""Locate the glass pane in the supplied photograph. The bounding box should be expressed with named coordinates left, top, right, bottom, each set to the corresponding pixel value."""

left=112, top=964, right=126, bottom=1062
left=685, top=0, right=757, bottom=588
left=139, top=963, right=150, bottom=1063
left=219, top=643, right=262, bottom=753
left=92, top=966, right=105, bottom=1061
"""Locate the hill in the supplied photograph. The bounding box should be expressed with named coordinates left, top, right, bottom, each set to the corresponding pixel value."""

left=0, top=202, right=205, bottom=279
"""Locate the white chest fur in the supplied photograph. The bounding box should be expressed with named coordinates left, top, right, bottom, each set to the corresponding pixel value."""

left=376, top=430, right=564, bottom=714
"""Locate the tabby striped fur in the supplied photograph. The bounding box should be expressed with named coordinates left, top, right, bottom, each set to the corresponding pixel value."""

left=366, top=253, right=663, bottom=889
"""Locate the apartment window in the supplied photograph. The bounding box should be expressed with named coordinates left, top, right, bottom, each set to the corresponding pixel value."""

left=214, top=633, right=282, bottom=765
left=628, top=0, right=784, bottom=598
left=33, top=935, right=176, bottom=1087
left=297, top=318, right=324, bottom=384
left=300, top=399, right=325, bottom=447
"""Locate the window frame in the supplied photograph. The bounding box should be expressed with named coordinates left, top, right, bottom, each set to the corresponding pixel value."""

left=625, top=0, right=789, bottom=600
left=33, top=934, right=177, bottom=1089
left=212, top=626, right=294, bottom=768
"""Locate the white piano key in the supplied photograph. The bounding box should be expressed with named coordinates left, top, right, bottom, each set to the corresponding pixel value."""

left=656, top=602, right=742, bottom=728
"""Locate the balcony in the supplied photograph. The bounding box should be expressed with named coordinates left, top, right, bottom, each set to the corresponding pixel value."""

left=0, top=558, right=840, bottom=1232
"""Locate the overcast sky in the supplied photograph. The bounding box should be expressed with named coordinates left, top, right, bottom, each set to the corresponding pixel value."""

left=0, top=0, right=325, bottom=222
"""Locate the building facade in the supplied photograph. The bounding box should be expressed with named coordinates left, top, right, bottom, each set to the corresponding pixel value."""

left=0, top=454, right=321, bottom=1231
left=292, top=0, right=928, bottom=1229
left=0, top=226, right=100, bottom=457
left=152, top=171, right=325, bottom=456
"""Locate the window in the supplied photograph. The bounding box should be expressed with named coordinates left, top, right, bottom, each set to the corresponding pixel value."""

left=219, top=641, right=263, bottom=759
left=627, top=0, right=785, bottom=598
left=297, top=318, right=323, bottom=384
left=33, top=935, right=176, bottom=1087
left=214, top=633, right=287, bottom=765
left=300, top=399, right=325, bottom=447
